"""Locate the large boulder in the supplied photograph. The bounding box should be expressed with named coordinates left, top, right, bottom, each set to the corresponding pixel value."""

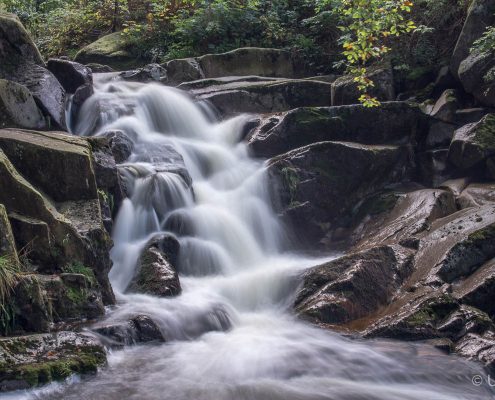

left=0, top=80, right=46, bottom=130
left=128, top=234, right=181, bottom=297
left=458, top=50, right=495, bottom=108
left=0, top=332, right=106, bottom=391
left=267, top=141, right=411, bottom=247
left=197, top=47, right=296, bottom=78
left=11, top=272, right=105, bottom=334
left=191, top=79, right=333, bottom=116
left=295, top=245, right=414, bottom=324
left=47, top=58, right=93, bottom=93
left=0, top=13, right=43, bottom=76
left=248, top=102, right=428, bottom=158
left=74, top=32, right=147, bottom=70
left=448, top=114, right=495, bottom=171
left=450, top=0, right=495, bottom=79
left=164, top=58, right=204, bottom=85
left=10, top=64, right=66, bottom=130
left=0, top=14, right=66, bottom=130
left=0, top=130, right=114, bottom=307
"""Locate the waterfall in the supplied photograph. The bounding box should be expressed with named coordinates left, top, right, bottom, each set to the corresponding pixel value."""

left=11, top=74, right=492, bottom=400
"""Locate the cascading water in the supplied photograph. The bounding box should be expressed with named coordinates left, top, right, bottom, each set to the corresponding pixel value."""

left=9, top=75, right=493, bottom=400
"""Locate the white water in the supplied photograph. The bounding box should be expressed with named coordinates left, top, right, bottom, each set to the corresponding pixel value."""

left=6, top=75, right=493, bottom=399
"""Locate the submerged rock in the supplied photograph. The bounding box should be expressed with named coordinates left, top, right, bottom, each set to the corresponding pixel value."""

left=0, top=332, right=106, bottom=391
left=93, top=315, right=165, bottom=348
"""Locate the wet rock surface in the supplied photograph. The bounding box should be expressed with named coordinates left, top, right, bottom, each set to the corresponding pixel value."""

left=268, top=141, right=411, bottom=247
left=128, top=234, right=181, bottom=297
left=0, top=332, right=106, bottom=391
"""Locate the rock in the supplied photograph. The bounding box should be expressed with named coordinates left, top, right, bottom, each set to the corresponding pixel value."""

left=433, top=66, right=457, bottom=96
left=429, top=89, right=461, bottom=123
left=192, top=79, right=332, bottom=116
left=248, top=102, right=428, bottom=158
left=0, top=13, right=44, bottom=77
left=455, top=331, right=495, bottom=370
left=0, top=129, right=97, bottom=202
left=0, top=331, right=106, bottom=391
left=74, top=32, right=147, bottom=70
left=100, top=129, right=134, bottom=163
left=413, top=204, right=495, bottom=284
left=458, top=50, right=495, bottom=108
left=364, top=291, right=459, bottom=340
left=47, top=59, right=92, bottom=93
left=0, top=204, right=18, bottom=263
left=448, top=114, right=495, bottom=170
left=87, top=136, right=125, bottom=211
left=164, top=58, right=205, bottom=85
left=0, top=132, right=114, bottom=305
left=454, top=258, right=495, bottom=318
left=8, top=64, right=67, bottom=130
left=439, top=177, right=471, bottom=197
left=93, top=314, right=165, bottom=348
left=331, top=67, right=395, bottom=106
left=0, top=14, right=67, bottom=130
left=349, top=188, right=457, bottom=250
left=197, top=47, right=296, bottom=78
left=268, top=141, right=411, bottom=247
left=416, top=149, right=450, bottom=187
left=457, top=182, right=495, bottom=208
left=450, top=0, right=495, bottom=78
left=85, top=63, right=114, bottom=73
left=11, top=272, right=105, bottom=333
left=119, top=63, right=167, bottom=83
left=425, top=121, right=457, bottom=149
left=128, top=234, right=181, bottom=297
left=295, top=245, right=415, bottom=324
left=0, top=80, right=46, bottom=130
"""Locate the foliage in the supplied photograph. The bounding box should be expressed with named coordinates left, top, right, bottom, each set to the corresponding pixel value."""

left=317, top=0, right=416, bottom=106
left=0, top=255, right=20, bottom=306
left=471, top=25, right=495, bottom=55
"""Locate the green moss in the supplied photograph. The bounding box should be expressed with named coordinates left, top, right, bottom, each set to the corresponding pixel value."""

left=65, top=286, right=87, bottom=305
left=12, top=346, right=106, bottom=387
left=62, top=262, right=96, bottom=286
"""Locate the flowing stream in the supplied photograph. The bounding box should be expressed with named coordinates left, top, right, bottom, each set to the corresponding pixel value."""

left=7, top=75, right=494, bottom=399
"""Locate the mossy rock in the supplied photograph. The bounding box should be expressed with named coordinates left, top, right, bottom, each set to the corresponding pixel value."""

left=448, top=114, right=495, bottom=170
left=0, top=332, right=106, bottom=391
left=74, top=32, right=148, bottom=71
